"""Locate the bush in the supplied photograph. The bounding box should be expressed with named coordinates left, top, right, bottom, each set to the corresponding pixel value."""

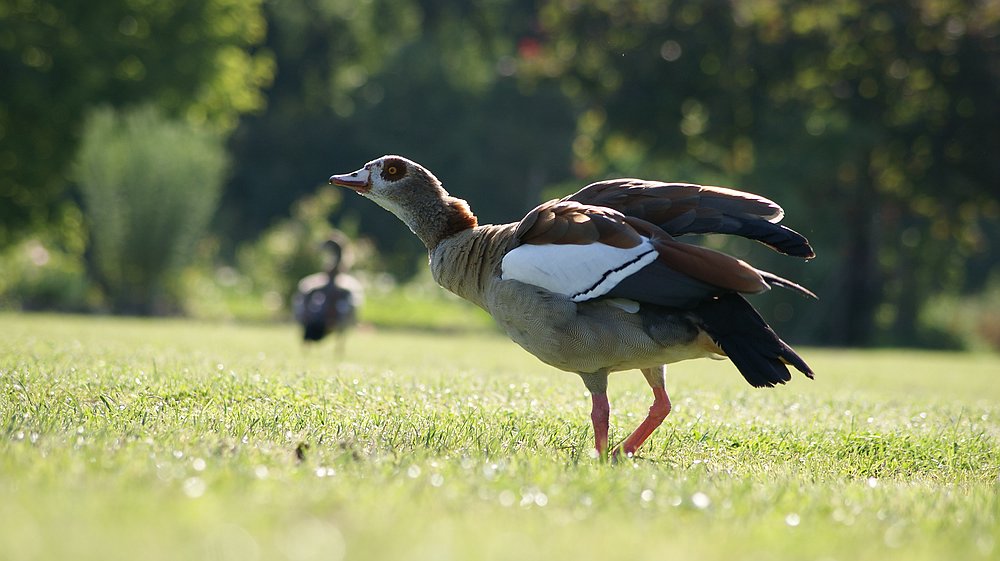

left=0, top=207, right=98, bottom=312
left=922, top=277, right=1000, bottom=352
left=75, top=106, right=228, bottom=315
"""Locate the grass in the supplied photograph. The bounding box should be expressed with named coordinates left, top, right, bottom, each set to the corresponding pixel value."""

left=1, top=312, right=998, bottom=561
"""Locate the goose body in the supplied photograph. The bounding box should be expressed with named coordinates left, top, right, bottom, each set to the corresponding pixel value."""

left=331, top=155, right=815, bottom=457
left=428, top=224, right=717, bottom=376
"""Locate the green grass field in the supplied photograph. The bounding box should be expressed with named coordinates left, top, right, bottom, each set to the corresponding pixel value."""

left=2, top=312, right=998, bottom=561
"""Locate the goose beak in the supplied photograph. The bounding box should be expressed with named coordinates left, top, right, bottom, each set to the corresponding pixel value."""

left=329, top=168, right=371, bottom=193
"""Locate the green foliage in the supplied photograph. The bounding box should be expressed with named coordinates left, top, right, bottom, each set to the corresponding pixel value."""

left=76, top=106, right=228, bottom=315
left=923, top=276, right=1000, bottom=351
left=0, top=207, right=97, bottom=311
left=0, top=0, right=273, bottom=245
left=1, top=313, right=999, bottom=560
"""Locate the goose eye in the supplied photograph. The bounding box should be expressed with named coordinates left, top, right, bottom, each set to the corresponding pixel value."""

left=381, top=158, right=407, bottom=181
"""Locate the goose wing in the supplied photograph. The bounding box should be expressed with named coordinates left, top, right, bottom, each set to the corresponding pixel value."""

left=564, top=179, right=814, bottom=259
left=500, top=200, right=776, bottom=309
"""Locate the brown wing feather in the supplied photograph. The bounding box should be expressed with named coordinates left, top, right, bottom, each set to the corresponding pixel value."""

left=513, top=200, right=643, bottom=248
left=624, top=216, right=768, bottom=294
left=651, top=240, right=768, bottom=294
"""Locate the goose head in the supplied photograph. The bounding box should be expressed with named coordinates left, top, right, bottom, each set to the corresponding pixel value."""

left=330, top=155, right=477, bottom=249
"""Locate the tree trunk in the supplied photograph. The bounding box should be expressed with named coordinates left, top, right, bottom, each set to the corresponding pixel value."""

left=829, top=167, right=883, bottom=346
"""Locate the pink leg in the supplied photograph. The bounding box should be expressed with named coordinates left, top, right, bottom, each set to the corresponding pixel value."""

left=615, top=366, right=671, bottom=458
left=590, top=392, right=610, bottom=456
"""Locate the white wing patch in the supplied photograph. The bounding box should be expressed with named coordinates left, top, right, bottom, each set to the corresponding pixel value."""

left=501, top=239, right=658, bottom=302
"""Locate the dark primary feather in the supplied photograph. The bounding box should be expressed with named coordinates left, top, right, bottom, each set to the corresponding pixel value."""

left=758, top=271, right=817, bottom=299
left=565, top=179, right=815, bottom=259
left=605, top=262, right=724, bottom=309
left=694, top=293, right=814, bottom=388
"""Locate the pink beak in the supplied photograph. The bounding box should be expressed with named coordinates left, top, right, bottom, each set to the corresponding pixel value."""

left=329, top=167, right=371, bottom=192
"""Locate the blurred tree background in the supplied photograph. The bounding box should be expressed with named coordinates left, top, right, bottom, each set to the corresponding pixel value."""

left=75, top=105, right=228, bottom=315
left=1, top=0, right=997, bottom=349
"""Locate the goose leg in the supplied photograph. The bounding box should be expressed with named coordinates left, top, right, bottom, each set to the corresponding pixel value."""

left=580, top=371, right=610, bottom=457
left=590, top=392, right=610, bottom=456
left=615, top=365, right=671, bottom=458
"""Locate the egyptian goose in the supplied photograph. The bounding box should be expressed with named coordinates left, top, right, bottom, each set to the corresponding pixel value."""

left=292, top=234, right=364, bottom=356
left=330, top=155, right=815, bottom=458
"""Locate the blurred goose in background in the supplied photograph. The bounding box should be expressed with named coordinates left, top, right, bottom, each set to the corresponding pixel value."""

left=293, top=234, right=364, bottom=356
left=330, top=155, right=816, bottom=458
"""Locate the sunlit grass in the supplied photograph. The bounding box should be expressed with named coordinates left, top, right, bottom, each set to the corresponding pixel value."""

left=1, top=312, right=998, bottom=561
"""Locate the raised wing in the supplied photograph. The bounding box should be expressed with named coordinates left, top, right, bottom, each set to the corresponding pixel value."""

left=501, top=200, right=786, bottom=309
left=563, top=179, right=814, bottom=259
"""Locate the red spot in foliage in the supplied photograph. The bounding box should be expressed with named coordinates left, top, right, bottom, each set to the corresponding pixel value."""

left=518, top=37, right=541, bottom=60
